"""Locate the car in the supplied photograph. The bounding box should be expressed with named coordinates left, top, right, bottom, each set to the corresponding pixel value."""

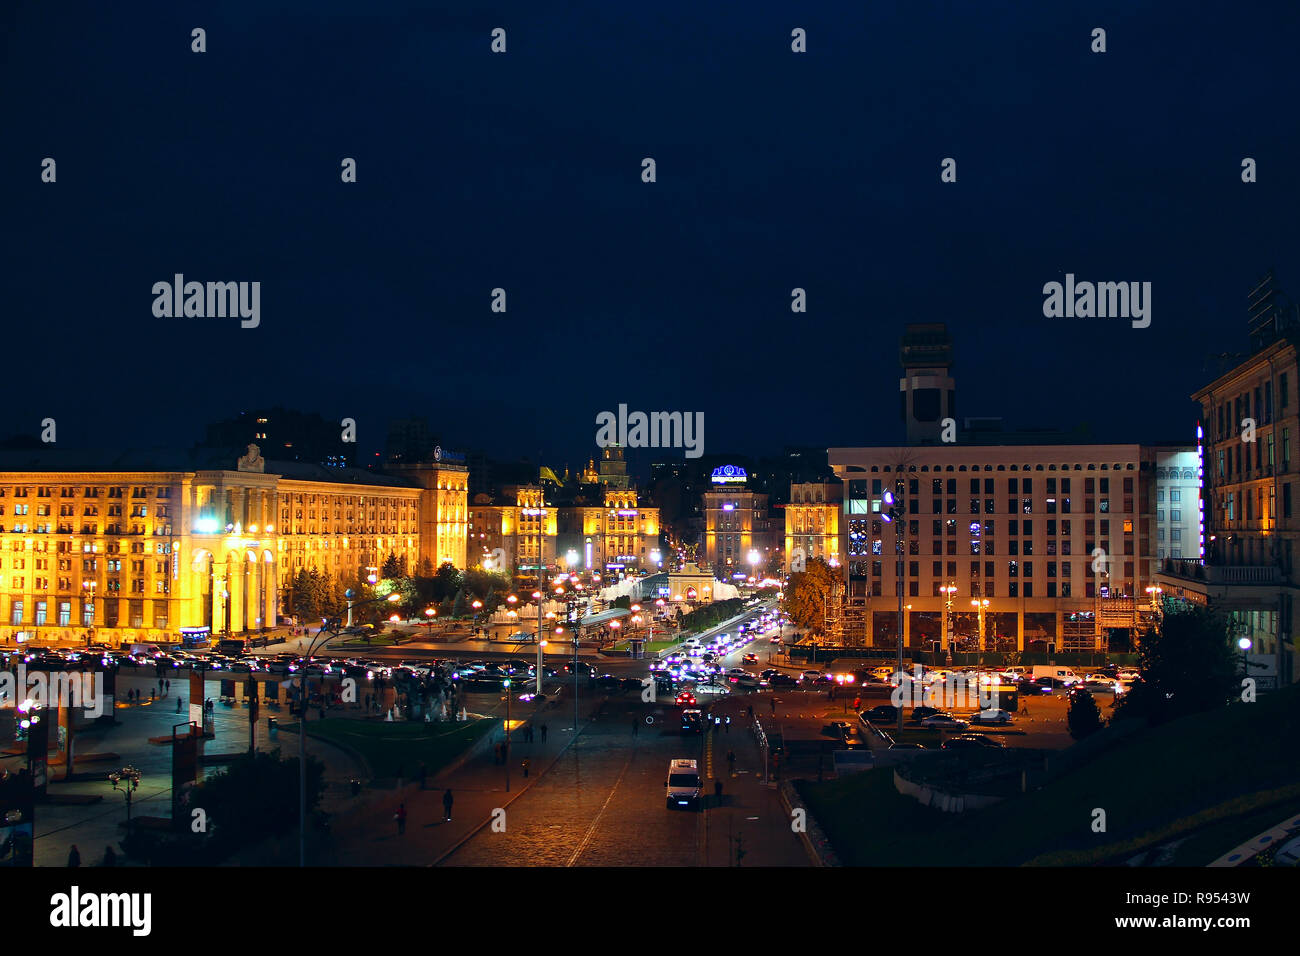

left=862, top=704, right=901, bottom=723
left=760, top=669, right=780, bottom=679
left=768, top=674, right=798, bottom=688
left=666, top=758, right=703, bottom=810
left=920, top=713, right=968, bottom=730
left=1016, top=678, right=1052, bottom=695
left=910, top=705, right=942, bottom=722
left=742, top=653, right=758, bottom=664
left=727, top=667, right=748, bottom=676
left=674, top=692, right=697, bottom=707
left=823, top=720, right=853, bottom=739
left=680, top=709, right=705, bottom=733
left=970, top=708, right=1013, bottom=725
left=941, top=734, right=1004, bottom=750
left=800, top=670, right=823, bottom=683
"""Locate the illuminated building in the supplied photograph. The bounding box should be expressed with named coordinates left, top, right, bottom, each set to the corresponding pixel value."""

left=556, top=488, right=661, bottom=574
left=702, top=465, right=777, bottom=578
left=468, top=485, right=557, bottom=587
left=829, top=443, right=1187, bottom=652
left=1158, top=288, right=1300, bottom=685
left=783, top=482, right=842, bottom=572
left=0, top=445, right=467, bottom=646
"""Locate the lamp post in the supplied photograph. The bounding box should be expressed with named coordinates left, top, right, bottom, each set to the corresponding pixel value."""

left=1238, top=636, right=1252, bottom=679
left=880, top=481, right=906, bottom=735
left=297, top=591, right=400, bottom=867
left=82, top=579, right=97, bottom=647
left=533, top=590, right=544, bottom=706
left=423, top=606, right=436, bottom=639
left=108, top=765, right=142, bottom=835
left=971, top=599, right=990, bottom=652
left=504, top=677, right=512, bottom=792
left=940, top=584, right=957, bottom=663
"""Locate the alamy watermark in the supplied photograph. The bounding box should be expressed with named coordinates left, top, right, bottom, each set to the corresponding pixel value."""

left=1042, top=274, right=1150, bottom=329
left=1, top=667, right=105, bottom=719
left=595, top=404, right=703, bottom=459
left=152, top=274, right=260, bottom=328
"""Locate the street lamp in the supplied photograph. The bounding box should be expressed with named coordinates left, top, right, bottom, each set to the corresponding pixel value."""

left=82, top=579, right=97, bottom=646
left=880, top=481, right=906, bottom=735
left=971, top=599, right=990, bottom=652
left=108, top=765, right=142, bottom=834
left=1238, top=636, right=1252, bottom=678
left=940, top=584, right=957, bottom=662
left=423, top=606, right=436, bottom=638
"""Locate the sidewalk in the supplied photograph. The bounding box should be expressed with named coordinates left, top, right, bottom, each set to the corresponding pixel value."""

left=316, top=692, right=604, bottom=866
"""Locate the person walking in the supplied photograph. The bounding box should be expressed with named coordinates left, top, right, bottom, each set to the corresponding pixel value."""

left=540, top=723, right=548, bottom=742
left=101, top=845, right=116, bottom=867
left=442, top=788, right=454, bottom=822
left=395, top=803, right=407, bottom=836
left=769, top=696, right=776, bottom=715
left=176, top=696, right=182, bottom=714
left=522, top=757, right=531, bottom=778
left=727, top=750, right=736, bottom=775
left=67, top=845, right=81, bottom=867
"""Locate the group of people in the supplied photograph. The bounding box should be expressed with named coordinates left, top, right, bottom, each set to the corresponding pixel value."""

left=66, top=844, right=116, bottom=867
left=392, top=789, right=456, bottom=836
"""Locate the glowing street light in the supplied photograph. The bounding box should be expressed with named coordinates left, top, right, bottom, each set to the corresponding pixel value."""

left=971, top=598, right=990, bottom=651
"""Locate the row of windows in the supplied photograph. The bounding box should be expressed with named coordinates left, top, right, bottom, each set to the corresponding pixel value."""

left=7, top=598, right=166, bottom=628
left=0, top=486, right=173, bottom=499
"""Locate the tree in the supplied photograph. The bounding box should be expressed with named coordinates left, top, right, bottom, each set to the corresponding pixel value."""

left=432, top=562, right=463, bottom=603
left=1066, top=688, right=1104, bottom=739
left=1113, top=603, right=1238, bottom=725
left=785, top=557, right=837, bottom=636
left=451, top=589, right=467, bottom=619
left=381, top=551, right=404, bottom=580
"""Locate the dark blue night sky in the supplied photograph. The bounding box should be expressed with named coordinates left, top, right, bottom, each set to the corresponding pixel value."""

left=5, top=1, right=1300, bottom=469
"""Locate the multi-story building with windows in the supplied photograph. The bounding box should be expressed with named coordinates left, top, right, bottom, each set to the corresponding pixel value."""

left=783, top=482, right=842, bottom=572
left=828, top=443, right=1189, bottom=653
left=0, top=444, right=467, bottom=646
left=556, top=488, right=661, bottom=574
left=1157, top=307, right=1300, bottom=686
left=467, top=485, right=557, bottom=588
left=701, top=466, right=778, bottom=578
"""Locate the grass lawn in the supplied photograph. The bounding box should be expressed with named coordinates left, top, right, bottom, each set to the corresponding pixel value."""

left=617, top=639, right=675, bottom=655
left=801, top=683, right=1300, bottom=866
left=283, top=717, right=494, bottom=779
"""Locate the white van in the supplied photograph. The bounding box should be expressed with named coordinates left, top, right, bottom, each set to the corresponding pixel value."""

left=1030, top=665, right=1080, bottom=684
left=665, top=758, right=702, bottom=810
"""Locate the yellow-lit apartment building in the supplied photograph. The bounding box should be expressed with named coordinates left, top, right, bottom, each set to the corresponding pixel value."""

left=557, top=488, right=661, bottom=573
left=0, top=445, right=467, bottom=646
left=784, top=481, right=842, bottom=572
left=469, top=486, right=661, bottom=583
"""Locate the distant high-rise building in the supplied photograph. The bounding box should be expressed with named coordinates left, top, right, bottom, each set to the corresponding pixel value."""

left=900, top=324, right=956, bottom=444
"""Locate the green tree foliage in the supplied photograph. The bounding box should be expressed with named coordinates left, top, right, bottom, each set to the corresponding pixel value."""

left=462, top=567, right=510, bottom=601
left=1113, top=603, right=1238, bottom=725
left=451, top=588, right=467, bottom=618
left=1066, top=688, right=1104, bottom=740
left=785, top=558, right=837, bottom=636
left=432, top=562, right=463, bottom=603
left=381, top=551, right=404, bottom=580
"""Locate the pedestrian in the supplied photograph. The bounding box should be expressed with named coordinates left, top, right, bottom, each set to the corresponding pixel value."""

left=67, top=845, right=81, bottom=867
left=150, top=689, right=155, bottom=702
left=724, top=716, right=730, bottom=734
left=166, top=679, right=171, bottom=693
left=443, top=788, right=454, bottom=821
left=102, top=845, right=116, bottom=867
left=769, top=697, right=776, bottom=715
left=176, top=697, right=182, bottom=714
left=714, top=779, right=723, bottom=803
left=727, top=750, right=736, bottom=774
left=632, top=719, right=638, bottom=736
left=395, top=802, right=407, bottom=835
left=418, top=761, right=428, bottom=790
left=747, top=704, right=754, bottom=719
left=541, top=723, right=548, bottom=742
left=522, top=758, right=530, bottom=778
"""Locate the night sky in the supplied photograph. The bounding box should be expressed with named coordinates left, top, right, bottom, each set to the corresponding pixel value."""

left=5, top=1, right=1300, bottom=470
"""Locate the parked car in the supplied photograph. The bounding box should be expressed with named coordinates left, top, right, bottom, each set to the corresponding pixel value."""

left=920, top=713, right=969, bottom=730
left=910, top=705, right=943, bottom=723
left=768, top=674, right=798, bottom=688
left=970, top=708, right=1014, bottom=725
left=742, top=654, right=758, bottom=664
left=862, top=704, right=901, bottom=723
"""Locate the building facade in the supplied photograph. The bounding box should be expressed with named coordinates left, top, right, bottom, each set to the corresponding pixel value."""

left=828, top=443, right=1191, bottom=652
left=0, top=445, right=467, bottom=646
left=701, top=466, right=778, bottom=577
left=1157, top=331, right=1300, bottom=686
left=784, top=481, right=842, bottom=572
left=467, top=485, right=557, bottom=587
left=556, top=488, right=661, bottom=574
